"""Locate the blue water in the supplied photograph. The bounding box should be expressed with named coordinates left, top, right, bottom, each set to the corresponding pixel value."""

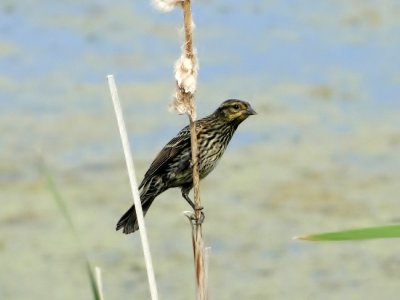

left=1, top=0, right=399, bottom=178
left=1, top=1, right=399, bottom=104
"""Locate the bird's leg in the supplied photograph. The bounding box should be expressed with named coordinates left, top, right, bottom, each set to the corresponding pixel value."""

left=181, top=189, right=202, bottom=210
left=181, top=188, right=205, bottom=225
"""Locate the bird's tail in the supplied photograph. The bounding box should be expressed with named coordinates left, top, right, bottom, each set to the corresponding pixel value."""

left=116, top=198, right=154, bottom=234
left=116, top=176, right=165, bottom=234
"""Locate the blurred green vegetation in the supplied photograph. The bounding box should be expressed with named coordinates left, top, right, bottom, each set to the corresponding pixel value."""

left=298, top=225, right=400, bottom=241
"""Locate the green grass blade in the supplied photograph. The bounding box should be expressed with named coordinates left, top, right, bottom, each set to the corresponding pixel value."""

left=41, top=162, right=79, bottom=239
left=86, top=262, right=102, bottom=300
left=40, top=159, right=103, bottom=300
left=295, top=225, right=400, bottom=241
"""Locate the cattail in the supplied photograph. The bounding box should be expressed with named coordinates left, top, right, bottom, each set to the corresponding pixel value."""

left=152, top=0, right=183, bottom=12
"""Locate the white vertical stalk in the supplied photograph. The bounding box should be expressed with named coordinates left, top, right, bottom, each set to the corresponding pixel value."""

left=107, top=75, right=159, bottom=300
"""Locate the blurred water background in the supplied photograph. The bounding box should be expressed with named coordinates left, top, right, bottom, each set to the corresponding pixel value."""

left=1, top=0, right=399, bottom=299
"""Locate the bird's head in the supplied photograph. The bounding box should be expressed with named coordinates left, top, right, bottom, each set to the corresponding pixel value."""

left=215, top=99, right=257, bottom=124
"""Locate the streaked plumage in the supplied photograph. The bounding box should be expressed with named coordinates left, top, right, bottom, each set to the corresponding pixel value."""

left=116, top=99, right=256, bottom=234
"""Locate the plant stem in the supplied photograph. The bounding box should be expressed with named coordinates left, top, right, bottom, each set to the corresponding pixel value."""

left=107, top=75, right=159, bottom=300
left=182, top=0, right=194, bottom=58
left=179, top=1, right=207, bottom=299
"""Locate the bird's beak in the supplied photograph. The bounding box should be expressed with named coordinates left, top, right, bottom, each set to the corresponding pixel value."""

left=246, top=106, right=257, bottom=115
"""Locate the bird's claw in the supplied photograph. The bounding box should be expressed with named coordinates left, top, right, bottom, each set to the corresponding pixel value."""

left=184, top=208, right=205, bottom=226
left=190, top=209, right=205, bottom=226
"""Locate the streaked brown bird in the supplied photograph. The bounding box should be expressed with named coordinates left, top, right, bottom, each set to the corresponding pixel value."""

left=116, top=99, right=256, bottom=234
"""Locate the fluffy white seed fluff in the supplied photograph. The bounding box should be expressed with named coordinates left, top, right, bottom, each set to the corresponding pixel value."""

left=169, top=92, right=188, bottom=115
left=152, top=0, right=183, bottom=12
left=174, top=52, right=199, bottom=94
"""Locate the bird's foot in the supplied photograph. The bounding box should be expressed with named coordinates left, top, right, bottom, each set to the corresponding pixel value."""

left=191, top=208, right=205, bottom=226
left=183, top=209, right=205, bottom=226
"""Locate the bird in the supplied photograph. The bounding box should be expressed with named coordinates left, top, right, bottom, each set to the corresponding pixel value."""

left=116, top=99, right=256, bottom=234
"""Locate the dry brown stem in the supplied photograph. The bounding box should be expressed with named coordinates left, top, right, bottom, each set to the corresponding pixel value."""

left=176, top=1, right=207, bottom=299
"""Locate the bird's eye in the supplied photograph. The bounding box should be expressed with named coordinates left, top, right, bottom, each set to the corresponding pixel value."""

left=233, top=104, right=240, bottom=110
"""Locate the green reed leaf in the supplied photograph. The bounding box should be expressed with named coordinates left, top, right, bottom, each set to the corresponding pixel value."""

left=295, top=225, right=400, bottom=241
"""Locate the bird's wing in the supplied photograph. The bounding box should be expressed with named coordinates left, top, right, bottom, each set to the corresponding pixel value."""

left=139, top=125, right=191, bottom=189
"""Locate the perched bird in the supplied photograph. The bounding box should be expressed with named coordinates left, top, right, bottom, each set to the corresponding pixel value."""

left=116, top=99, right=256, bottom=234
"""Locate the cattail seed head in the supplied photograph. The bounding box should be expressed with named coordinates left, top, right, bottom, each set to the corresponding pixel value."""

left=174, top=51, right=199, bottom=94
left=152, top=0, right=183, bottom=12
